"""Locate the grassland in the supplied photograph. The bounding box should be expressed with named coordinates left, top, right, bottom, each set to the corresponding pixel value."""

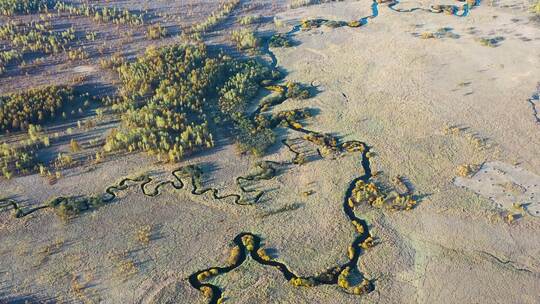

left=0, top=0, right=539, bottom=303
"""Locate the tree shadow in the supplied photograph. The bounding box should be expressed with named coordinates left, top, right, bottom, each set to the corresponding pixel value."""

left=0, top=294, right=58, bottom=304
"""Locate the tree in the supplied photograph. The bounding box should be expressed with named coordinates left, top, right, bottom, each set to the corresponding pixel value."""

left=70, top=139, right=81, bottom=152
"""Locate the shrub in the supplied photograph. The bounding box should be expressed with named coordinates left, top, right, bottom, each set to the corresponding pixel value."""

left=49, top=195, right=103, bottom=219
left=218, top=60, right=271, bottom=114
left=192, top=0, right=240, bottom=33
left=67, top=48, right=88, bottom=61
left=352, top=279, right=372, bottom=295
left=337, top=267, right=351, bottom=288
left=227, top=246, right=241, bottom=265
left=0, top=124, right=50, bottom=178
left=285, top=81, right=310, bottom=99
left=99, top=53, right=125, bottom=70
left=232, top=114, right=276, bottom=156
left=476, top=36, right=504, bottom=47
left=85, top=31, right=96, bottom=41
left=239, top=15, right=261, bottom=25
left=0, top=0, right=55, bottom=16
left=456, top=164, right=478, bottom=177
left=146, top=23, right=167, bottom=40
left=271, top=108, right=311, bottom=125
left=0, top=85, right=84, bottom=133
left=69, top=139, right=81, bottom=152
left=360, top=236, right=374, bottom=249
left=421, top=32, right=435, bottom=39
left=54, top=2, right=145, bottom=25
left=0, top=20, right=77, bottom=54
left=323, top=20, right=347, bottom=28
left=300, top=19, right=323, bottom=30
left=231, top=29, right=259, bottom=50
left=289, top=0, right=343, bottom=9
left=103, top=107, right=214, bottom=161
left=136, top=225, right=152, bottom=244
left=105, top=43, right=276, bottom=161
left=290, top=277, right=315, bottom=287
left=0, top=49, right=21, bottom=75
left=241, top=234, right=255, bottom=251
left=269, top=33, right=294, bottom=48
left=531, top=0, right=540, bottom=18
left=1, top=142, right=38, bottom=178
left=257, top=248, right=271, bottom=261
left=200, top=286, right=213, bottom=299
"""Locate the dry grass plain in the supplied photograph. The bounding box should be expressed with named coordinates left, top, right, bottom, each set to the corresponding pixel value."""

left=1, top=0, right=539, bottom=303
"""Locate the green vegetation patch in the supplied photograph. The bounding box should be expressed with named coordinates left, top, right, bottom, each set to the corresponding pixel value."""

left=54, top=2, right=144, bottom=25
left=1, top=141, right=39, bottom=179
left=192, top=0, right=240, bottom=33
left=0, top=85, right=82, bottom=132
left=0, top=1, right=145, bottom=25
left=105, top=43, right=278, bottom=161
left=239, top=15, right=261, bottom=25
left=269, top=33, right=295, bottom=48
left=146, top=23, right=167, bottom=40
left=0, top=50, right=22, bottom=75
left=476, top=36, right=504, bottom=47
left=289, top=0, right=344, bottom=9
left=0, top=20, right=77, bottom=54
left=231, top=29, right=260, bottom=51
left=0, top=124, right=50, bottom=179
left=285, top=81, right=311, bottom=99
left=0, top=0, right=55, bottom=16
left=532, top=0, right=540, bottom=16
left=49, top=195, right=104, bottom=220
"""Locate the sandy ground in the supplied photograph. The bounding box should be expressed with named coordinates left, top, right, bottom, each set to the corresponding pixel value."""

left=1, top=0, right=540, bottom=303
left=455, top=161, right=540, bottom=216
left=271, top=1, right=540, bottom=302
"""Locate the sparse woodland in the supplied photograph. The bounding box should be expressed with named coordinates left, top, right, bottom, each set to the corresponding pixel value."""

left=0, top=20, right=77, bottom=54
left=231, top=29, right=259, bottom=50
left=54, top=2, right=145, bottom=25
left=1, top=0, right=145, bottom=24
left=0, top=0, right=286, bottom=177
left=0, top=0, right=55, bottom=15
left=192, top=0, right=240, bottom=33
left=0, top=49, right=21, bottom=75
left=104, top=43, right=279, bottom=161
left=0, top=124, right=50, bottom=179
left=0, top=85, right=83, bottom=132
